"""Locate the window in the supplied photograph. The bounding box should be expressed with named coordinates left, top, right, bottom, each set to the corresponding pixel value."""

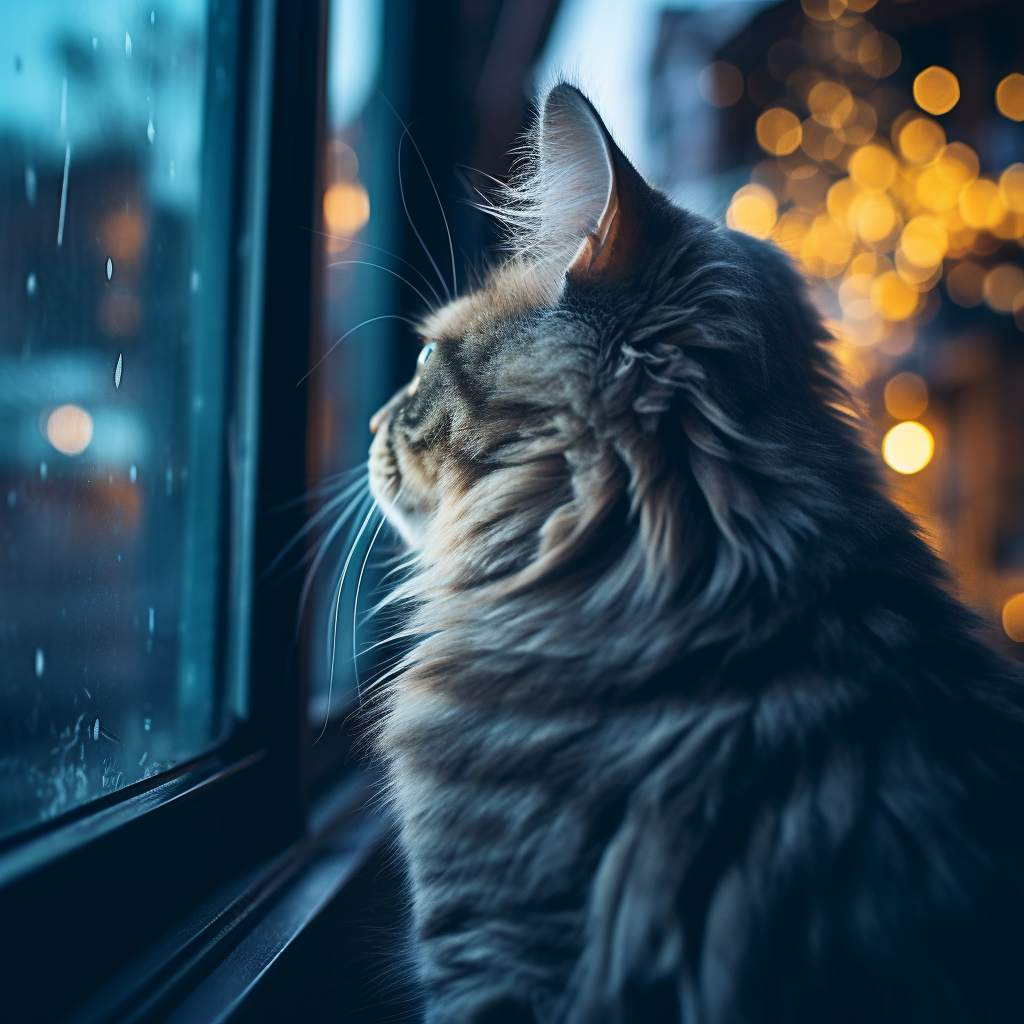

left=0, top=1, right=248, bottom=843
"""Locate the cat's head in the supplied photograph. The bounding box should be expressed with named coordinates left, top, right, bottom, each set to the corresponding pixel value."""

left=369, top=83, right=869, bottom=626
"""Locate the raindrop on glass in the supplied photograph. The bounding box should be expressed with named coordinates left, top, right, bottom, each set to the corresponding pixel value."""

left=25, top=164, right=36, bottom=203
left=169, top=159, right=176, bottom=181
left=130, top=464, right=137, bottom=483
left=40, top=462, right=47, bottom=480
left=92, top=37, right=98, bottom=49
left=93, top=719, right=100, bottom=741
left=147, top=117, right=155, bottom=144
left=190, top=269, right=200, bottom=293
left=165, top=466, right=173, bottom=496
left=144, top=717, right=151, bottom=732
left=150, top=10, right=155, bottom=24
left=6, top=490, right=15, bottom=508
left=139, top=751, right=148, bottom=766
left=26, top=273, right=36, bottom=296
left=148, top=607, right=155, bottom=634
left=114, top=353, right=123, bottom=389
left=106, top=257, right=112, bottom=281
left=125, top=32, right=132, bottom=58
left=35, top=649, right=44, bottom=678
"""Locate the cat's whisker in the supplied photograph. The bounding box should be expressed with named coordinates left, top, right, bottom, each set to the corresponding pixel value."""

left=261, top=476, right=369, bottom=586
left=352, top=511, right=391, bottom=702
left=325, top=259, right=436, bottom=312
left=317, top=499, right=380, bottom=745
left=379, top=93, right=456, bottom=301
left=307, top=227, right=445, bottom=307
left=297, top=314, right=418, bottom=387
left=298, top=485, right=373, bottom=629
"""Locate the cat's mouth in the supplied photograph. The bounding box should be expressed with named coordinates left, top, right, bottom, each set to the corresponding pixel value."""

left=368, top=425, right=429, bottom=547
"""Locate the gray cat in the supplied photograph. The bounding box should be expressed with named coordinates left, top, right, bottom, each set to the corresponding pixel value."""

left=365, top=83, right=1024, bottom=1023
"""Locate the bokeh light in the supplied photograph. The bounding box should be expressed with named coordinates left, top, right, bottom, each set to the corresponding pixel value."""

left=897, top=116, right=945, bottom=164
left=913, top=66, right=960, bottom=116
left=698, top=62, right=744, bottom=108
left=46, top=405, right=93, bottom=456
left=999, top=164, right=1024, bottom=212
left=945, top=261, right=985, bottom=307
left=982, top=263, right=1024, bottom=313
left=323, top=181, right=370, bottom=236
left=849, top=144, right=897, bottom=191
left=872, top=270, right=918, bottom=320
left=1002, top=593, right=1024, bottom=642
left=996, top=73, right=1024, bottom=122
left=884, top=372, right=928, bottom=420
left=727, top=184, right=778, bottom=238
left=756, top=108, right=803, bottom=155
left=882, top=421, right=934, bottom=474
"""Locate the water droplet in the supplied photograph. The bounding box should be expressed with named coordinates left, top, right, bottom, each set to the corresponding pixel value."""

left=25, top=165, right=36, bottom=204
left=26, top=273, right=36, bottom=296
left=35, top=649, right=44, bottom=678
left=117, top=554, right=121, bottom=562
left=165, top=466, right=173, bottom=496
left=39, top=462, right=47, bottom=480
left=147, top=118, right=155, bottom=144
left=190, top=269, right=200, bottom=293
left=148, top=607, right=154, bottom=633
left=114, top=352, right=123, bottom=389
left=125, top=32, right=132, bottom=58
left=139, top=751, right=148, bottom=766
left=106, top=257, right=112, bottom=281
left=151, top=10, right=155, bottom=24
left=169, top=159, right=176, bottom=180
left=6, top=490, right=15, bottom=508
left=92, top=37, right=98, bottom=50
left=144, top=717, right=151, bottom=732
left=130, top=464, right=137, bottom=483
left=93, top=719, right=100, bottom=741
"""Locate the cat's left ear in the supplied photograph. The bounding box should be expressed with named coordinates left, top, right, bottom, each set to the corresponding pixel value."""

left=535, top=84, right=651, bottom=284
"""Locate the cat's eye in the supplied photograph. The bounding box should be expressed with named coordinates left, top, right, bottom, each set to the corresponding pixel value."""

left=417, top=341, right=436, bottom=369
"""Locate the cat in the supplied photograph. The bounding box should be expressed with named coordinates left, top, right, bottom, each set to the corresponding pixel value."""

left=364, top=83, right=1024, bottom=1023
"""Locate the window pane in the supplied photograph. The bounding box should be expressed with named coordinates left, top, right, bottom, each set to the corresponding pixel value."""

left=0, top=0, right=239, bottom=841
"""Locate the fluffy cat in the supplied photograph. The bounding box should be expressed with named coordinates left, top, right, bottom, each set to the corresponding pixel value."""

left=365, top=83, right=1024, bottom=1023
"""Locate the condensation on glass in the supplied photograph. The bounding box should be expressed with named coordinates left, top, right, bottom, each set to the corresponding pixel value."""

left=0, top=1, right=239, bottom=841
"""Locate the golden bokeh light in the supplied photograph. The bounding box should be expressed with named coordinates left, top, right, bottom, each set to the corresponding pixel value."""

left=808, top=80, right=854, bottom=128
left=756, top=108, right=803, bottom=155
left=853, top=191, right=900, bottom=245
left=872, top=270, right=919, bottom=321
left=698, top=62, right=745, bottom=108
left=848, top=144, right=897, bottom=191
left=959, top=179, right=1007, bottom=230
left=999, top=164, right=1024, bottom=213
left=897, top=117, right=945, bottom=164
left=838, top=273, right=876, bottom=321
left=323, top=181, right=370, bottom=236
left=934, top=142, right=979, bottom=188
left=801, top=213, right=854, bottom=276
left=884, top=372, right=928, bottom=420
left=982, top=263, right=1024, bottom=313
left=996, top=73, right=1024, bottom=122
left=895, top=247, right=941, bottom=288
left=1002, top=593, right=1024, bottom=642
left=800, top=0, right=847, bottom=21
left=900, top=216, right=948, bottom=267
left=727, top=184, right=778, bottom=239
left=882, top=421, right=934, bottom=474
left=46, top=405, right=93, bottom=456
left=856, top=31, right=900, bottom=80
left=913, top=66, right=960, bottom=116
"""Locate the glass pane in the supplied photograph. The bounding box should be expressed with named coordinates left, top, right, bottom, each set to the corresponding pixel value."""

left=0, top=0, right=239, bottom=841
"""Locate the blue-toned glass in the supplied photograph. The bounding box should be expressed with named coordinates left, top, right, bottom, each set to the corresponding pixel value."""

left=0, top=0, right=240, bottom=840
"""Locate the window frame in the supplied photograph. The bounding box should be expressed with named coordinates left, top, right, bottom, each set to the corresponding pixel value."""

left=0, top=2, right=338, bottom=1018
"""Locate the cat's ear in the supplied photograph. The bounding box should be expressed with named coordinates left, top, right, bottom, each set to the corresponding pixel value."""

left=535, top=84, right=645, bottom=284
